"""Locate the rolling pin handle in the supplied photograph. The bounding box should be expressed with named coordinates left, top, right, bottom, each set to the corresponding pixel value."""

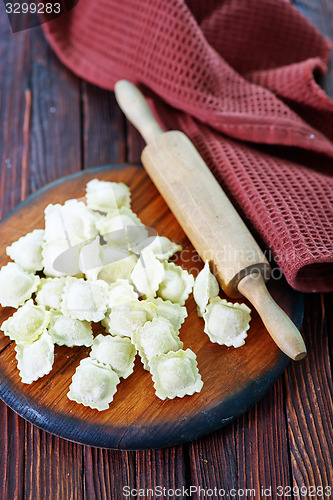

left=114, top=80, right=164, bottom=144
left=238, top=273, right=307, bottom=360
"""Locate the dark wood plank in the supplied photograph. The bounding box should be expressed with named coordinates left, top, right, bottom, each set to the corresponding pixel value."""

left=0, top=404, right=25, bottom=500
left=24, top=423, right=84, bottom=500
left=29, top=27, right=81, bottom=189
left=81, top=81, right=126, bottom=169
left=0, top=13, right=32, bottom=220
left=285, top=294, right=333, bottom=493
left=83, top=447, right=136, bottom=500
left=135, top=448, right=187, bottom=499
left=126, top=122, right=146, bottom=164
left=188, top=425, right=238, bottom=497
left=236, top=378, right=291, bottom=499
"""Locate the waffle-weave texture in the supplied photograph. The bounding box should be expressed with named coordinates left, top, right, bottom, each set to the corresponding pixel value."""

left=42, top=0, right=333, bottom=292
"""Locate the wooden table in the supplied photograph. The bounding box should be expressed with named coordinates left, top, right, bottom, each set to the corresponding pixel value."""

left=0, top=2, right=332, bottom=498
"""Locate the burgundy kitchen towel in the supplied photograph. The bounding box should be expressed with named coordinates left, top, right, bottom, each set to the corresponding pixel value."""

left=42, top=0, right=333, bottom=292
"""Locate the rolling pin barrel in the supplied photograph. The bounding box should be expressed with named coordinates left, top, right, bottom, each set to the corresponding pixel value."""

left=114, top=80, right=306, bottom=360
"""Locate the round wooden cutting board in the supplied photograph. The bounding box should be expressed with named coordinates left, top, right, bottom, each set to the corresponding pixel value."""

left=0, top=165, right=303, bottom=450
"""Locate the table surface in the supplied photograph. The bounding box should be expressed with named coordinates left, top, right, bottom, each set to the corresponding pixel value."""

left=0, top=2, right=332, bottom=498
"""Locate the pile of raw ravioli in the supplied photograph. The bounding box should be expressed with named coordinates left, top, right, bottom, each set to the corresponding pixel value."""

left=0, top=179, right=251, bottom=411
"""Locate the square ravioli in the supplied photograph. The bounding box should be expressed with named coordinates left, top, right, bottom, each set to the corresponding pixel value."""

left=157, top=262, right=194, bottom=306
left=102, top=299, right=156, bottom=337
left=132, top=317, right=183, bottom=370
left=60, top=277, right=109, bottom=322
left=1, top=299, right=50, bottom=344
left=147, top=297, right=188, bottom=333
left=90, top=334, right=136, bottom=378
left=150, top=349, right=203, bottom=400
left=6, top=229, right=44, bottom=273
left=85, top=179, right=131, bottom=212
left=67, top=358, right=120, bottom=411
left=15, top=331, right=54, bottom=384
left=203, top=297, right=251, bottom=348
left=35, top=277, right=67, bottom=310
left=48, top=311, right=93, bottom=347
left=0, top=262, right=40, bottom=308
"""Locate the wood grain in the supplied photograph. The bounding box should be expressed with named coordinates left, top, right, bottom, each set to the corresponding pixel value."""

left=0, top=165, right=298, bottom=450
left=81, top=81, right=126, bottom=169
left=285, top=294, right=333, bottom=493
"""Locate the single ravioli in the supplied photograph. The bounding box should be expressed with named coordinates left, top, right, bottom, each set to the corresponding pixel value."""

left=15, top=330, right=54, bottom=384
left=60, top=277, right=109, bottom=322
left=90, top=334, right=136, bottom=379
left=108, top=279, right=138, bottom=308
left=48, top=311, right=93, bottom=347
left=42, top=238, right=82, bottom=277
left=1, top=299, right=50, bottom=344
left=0, top=262, right=40, bottom=308
left=35, top=277, right=67, bottom=310
left=157, top=262, right=194, bottom=306
left=203, top=297, right=251, bottom=348
left=6, top=229, right=45, bottom=273
left=193, top=260, right=219, bottom=317
left=131, top=249, right=165, bottom=299
left=146, top=297, right=187, bottom=333
left=98, top=254, right=138, bottom=285
left=102, top=299, right=156, bottom=338
left=132, top=317, right=183, bottom=371
left=150, top=349, right=203, bottom=400
left=86, top=179, right=131, bottom=212
left=44, top=199, right=97, bottom=244
left=67, top=358, right=120, bottom=411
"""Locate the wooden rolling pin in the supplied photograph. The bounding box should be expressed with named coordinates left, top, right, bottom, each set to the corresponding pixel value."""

left=114, top=80, right=307, bottom=361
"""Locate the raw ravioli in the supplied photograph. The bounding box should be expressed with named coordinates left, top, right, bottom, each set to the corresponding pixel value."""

left=15, top=331, right=54, bottom=384
left=0, top=262, right=40, bottom=308
left=35, top=277, right=66, bottom=310
left=60, top=277, right=109, bottom=322
left=48, top=311, right=93, bottom=347
left=44, top=199, right=97, bottom=244
left=147, top=297, right=187, bottom=333
left=132, top=317, right=183, bottom=370
left=6, top=229, right=44, bottom=272
left=42, top=239, right=82, bottom=277
left=193, top=260, right=219, bottom=317
left=102, top=299, right=155, bottom=338
left=98, top=254, right=138, bottom=285
left=157, top=262, right=194, bottom=305
left=131, top=249, right=165, bottom=298
left=86, top=179, right=131, bottom=212
left=108, top=279, right=138, bottom=307
left=203, top=297, right=251, bottom=347
left=1, top=299, right=50, bottom=344
left=150, top=349, right=203, bottom=400
left=67, top=358, right=120, bottom=411
left=90, top=334, right=136, bottom=378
